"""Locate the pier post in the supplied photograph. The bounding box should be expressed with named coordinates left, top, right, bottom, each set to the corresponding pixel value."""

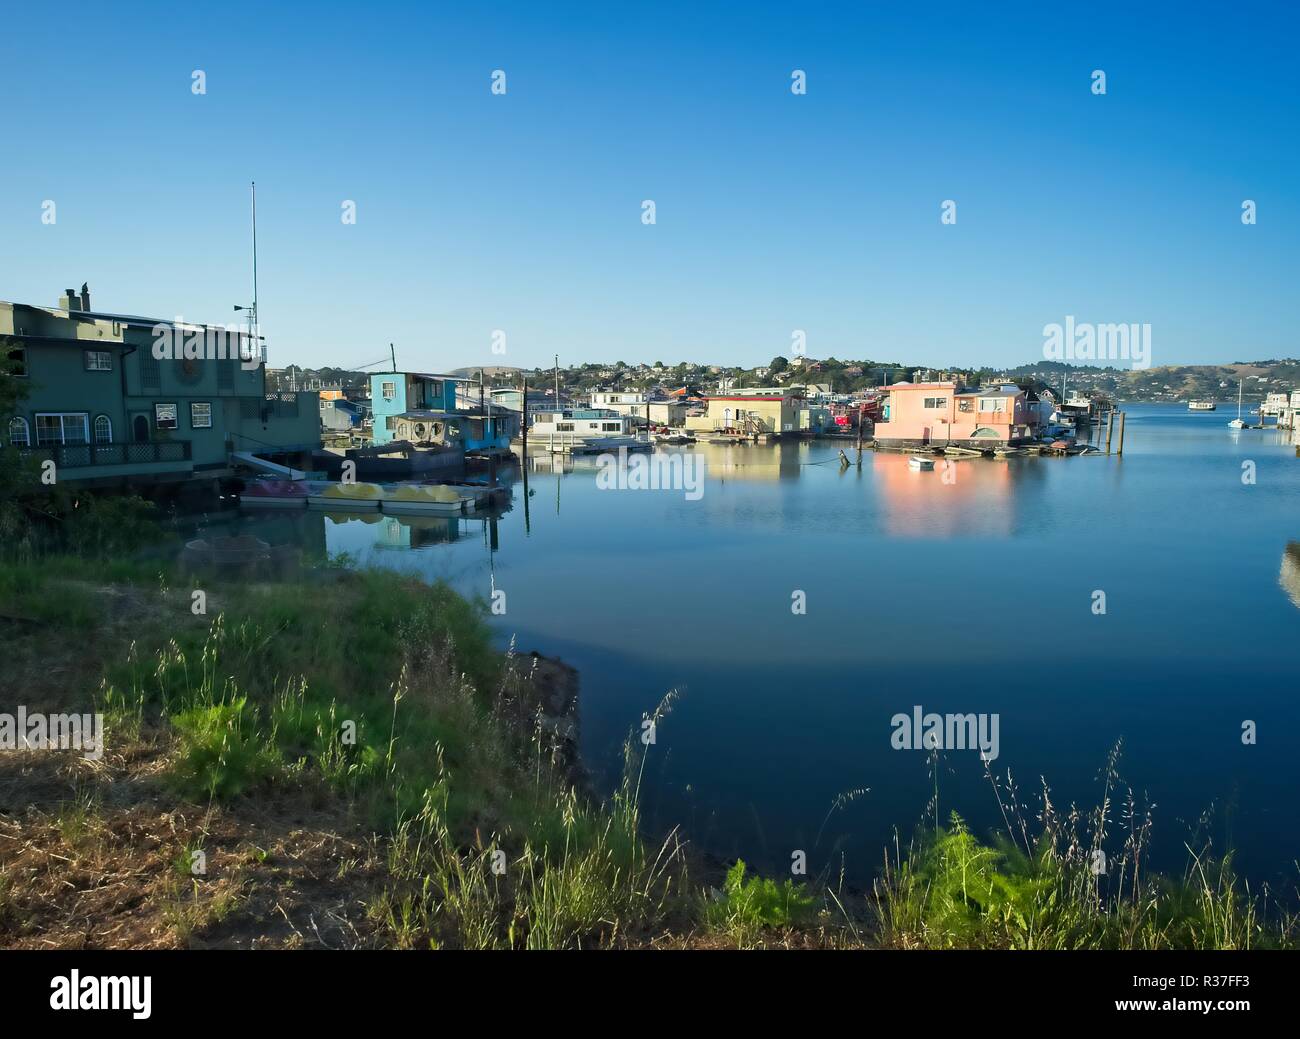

left=1116, top=411, right=1126, bottom=456
left=1105, top=411, right=1114, bottom=454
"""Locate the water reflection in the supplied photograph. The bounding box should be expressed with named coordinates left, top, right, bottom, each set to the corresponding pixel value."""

left=1281, top=542, right=1300, bottom=609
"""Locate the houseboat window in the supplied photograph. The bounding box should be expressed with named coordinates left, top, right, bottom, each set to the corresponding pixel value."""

left=381, top=381, right=397, bottom=400
left=556, top=423, right=575, bottom=432
left=141, top=354, right=161, bottom=391
left=923, top=397, right=947, bottom=409
left=8, top=417, right=30, bottom=447
left=93, top=415, right=112, bottom=444
left=958, top=399, right=973, bottom=412
left=6, top=346, right=27, bottom=376
left=84, top=349, right=113, bottom=372
left=190, top=403, right=213, bottom=429
left=35, top=413, right=89, bottom=446
left=154, top=403, right=178, bottom=430
left=978, top=398, right=1006, bottom=412
left=602, top=422, right=621, bottom=431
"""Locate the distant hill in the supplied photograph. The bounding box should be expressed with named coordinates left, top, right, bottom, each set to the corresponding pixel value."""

left=447, top=365, right=524, bottom=379
left=267, top=358, right=1299, bottom=403
left=1001, top=359, right=1300, bottom=403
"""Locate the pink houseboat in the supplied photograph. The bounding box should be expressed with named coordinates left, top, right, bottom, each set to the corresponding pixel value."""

left=873, top=381, right=1038, bottom=450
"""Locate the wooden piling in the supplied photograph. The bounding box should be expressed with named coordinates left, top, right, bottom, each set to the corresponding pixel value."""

left=521, top=376, right=528, bottom=457
left=1116, top=411, right=1126, bottom=456
left=1105, top=411, right=1114, bottom=454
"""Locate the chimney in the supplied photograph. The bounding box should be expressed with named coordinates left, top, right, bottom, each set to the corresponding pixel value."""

left=80, top=283, right=91, bottom=311
left=58, top=288, right=81, bottom=311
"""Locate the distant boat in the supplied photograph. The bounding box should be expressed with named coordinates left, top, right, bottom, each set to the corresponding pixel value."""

left=1188, top=400, right=1216, bottom=411
left=908, top=456, right=935, bottom=471
left=1228, top=381, right=1247, bottom=429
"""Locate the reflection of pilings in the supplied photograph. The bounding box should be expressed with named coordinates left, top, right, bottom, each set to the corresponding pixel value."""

left=522, top=461, right=531, bottom=535
left=489, top=515, right=499, bottom=552
left=1281, top=542, right=1300, bottom=609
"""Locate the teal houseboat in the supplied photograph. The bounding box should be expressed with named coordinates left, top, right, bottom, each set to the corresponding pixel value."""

left=2, top=285, right=320, bottom=490
left=370, top=370, right=517, bottom=457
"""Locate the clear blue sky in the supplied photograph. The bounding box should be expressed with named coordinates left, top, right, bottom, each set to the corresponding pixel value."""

left=1, top=1, right=1295, bottom=372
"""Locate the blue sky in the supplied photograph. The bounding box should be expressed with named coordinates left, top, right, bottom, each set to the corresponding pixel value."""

left=1, top=1, right=1296, bottom=372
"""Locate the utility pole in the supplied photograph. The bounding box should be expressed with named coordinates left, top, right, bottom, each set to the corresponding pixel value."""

left=390, top=343, right=397, bottom=372
left=554, top=354, right=560, bottom=406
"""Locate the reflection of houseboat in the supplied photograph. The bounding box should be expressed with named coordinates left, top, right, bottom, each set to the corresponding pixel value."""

left=374, top=515, right=461, bottom=550
left=1280, top=543, right=1300, bottom=609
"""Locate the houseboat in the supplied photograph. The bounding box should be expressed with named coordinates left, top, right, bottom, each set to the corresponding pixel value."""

left=520, top=408, right=648, bottom=453
left=1188, top=400, right=1217, bottom=411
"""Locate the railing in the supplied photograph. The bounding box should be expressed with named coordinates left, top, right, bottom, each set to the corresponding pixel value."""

left=22, top=440, right=193, bottom=468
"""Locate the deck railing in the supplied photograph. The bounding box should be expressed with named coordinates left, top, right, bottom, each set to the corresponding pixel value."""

left=22, top=440, right=193, bottom=468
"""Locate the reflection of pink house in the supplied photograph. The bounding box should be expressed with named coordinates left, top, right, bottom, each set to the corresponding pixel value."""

left=874, top=381, right=1036, bottom=448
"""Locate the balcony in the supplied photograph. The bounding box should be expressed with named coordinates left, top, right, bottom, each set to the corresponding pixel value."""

left=23, top=440, right=193, bottom=469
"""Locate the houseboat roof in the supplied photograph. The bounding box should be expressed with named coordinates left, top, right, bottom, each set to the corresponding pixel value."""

left=956, top=387, right=1022, bottom=397
left=2, top=301, right=265, bottom=340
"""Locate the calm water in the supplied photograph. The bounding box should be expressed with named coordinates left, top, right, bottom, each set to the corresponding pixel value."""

left=204, top=405, right=1300, bottom=887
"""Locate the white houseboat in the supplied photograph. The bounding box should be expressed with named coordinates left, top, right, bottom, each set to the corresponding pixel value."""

left=519, top=408, right=649, bottom=454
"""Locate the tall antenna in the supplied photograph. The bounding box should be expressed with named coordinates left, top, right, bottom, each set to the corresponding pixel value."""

left=248, top=180, right=258, bottom=356
left=251, top=182, right=259, bottom=345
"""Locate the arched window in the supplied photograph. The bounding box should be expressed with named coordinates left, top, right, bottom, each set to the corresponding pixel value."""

left=8, top=417, right=29, bottom=447
left=93, top=415, right=113, bottom=444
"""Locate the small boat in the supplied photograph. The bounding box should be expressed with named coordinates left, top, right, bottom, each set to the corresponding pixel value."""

left=380, top=484, right=474, bottom=516
left=307, top=481, right=384, bottom=510
left=654, top=431, right=696, bottom=444
left=1188, top=400, right=1216, bottom=411
left=240, top=478, right=310, bottom=508
left=908, top=456, right=935, bottom=471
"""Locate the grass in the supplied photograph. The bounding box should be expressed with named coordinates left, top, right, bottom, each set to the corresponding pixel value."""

left=2, top=548, right=1297, bottom=950
left=702, top=860, right=817, bottom=948
left=868, top=749, right=1299, bottom=950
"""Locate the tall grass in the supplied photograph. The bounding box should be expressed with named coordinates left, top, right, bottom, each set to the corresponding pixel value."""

left=870, top=746, right=1298, bottom=950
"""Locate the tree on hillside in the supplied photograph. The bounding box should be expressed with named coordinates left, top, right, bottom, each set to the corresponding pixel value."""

left=769, top=356, right=788, bottom=375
